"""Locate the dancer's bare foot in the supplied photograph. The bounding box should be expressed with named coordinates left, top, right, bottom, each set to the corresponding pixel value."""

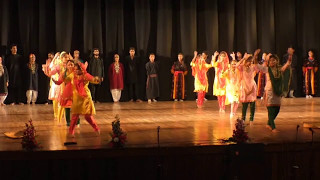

left=249, top=121, right=254, bottom=126
left=272, top=129, right=279, bottom=133
left=266, top=125, right=272, bottom=130
left=67, top=133, right=75, bottom=138
left=96, top=130, right=100, bottom=136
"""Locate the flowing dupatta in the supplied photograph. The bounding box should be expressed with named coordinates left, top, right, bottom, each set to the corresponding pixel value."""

left=74, top=63, right=90, bottom=98
left=192, top=58, right=207, bottom=85
left=268, top=66, right=288, bottom=96
left=216, top=54, right=229, bottom=89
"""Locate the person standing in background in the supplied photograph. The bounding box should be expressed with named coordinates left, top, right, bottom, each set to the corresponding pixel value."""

left=88, top=48, right=104, bottom=103
left=5, top=44, right=24, bottom=105
left=171, top=53, right=188, bottom=101
left=109, top=54, right=124, bottom=103
left=26, top=54, right=38, bottom=105
left=257, top=53, right=267, bottom=99
left=146, top=53, right=159, bottom=103
left=303, top=50, right=318, bottom=98
left=282, top=46, right=298, bottom=98
left=125, top=47, right=142, bottom=102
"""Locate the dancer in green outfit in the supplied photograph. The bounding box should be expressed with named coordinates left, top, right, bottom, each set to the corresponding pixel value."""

left=257, top=53, right=291, bottom=132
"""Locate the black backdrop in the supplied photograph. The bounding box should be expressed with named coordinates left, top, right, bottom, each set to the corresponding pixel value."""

left=1, top=0, right=320, bottom=103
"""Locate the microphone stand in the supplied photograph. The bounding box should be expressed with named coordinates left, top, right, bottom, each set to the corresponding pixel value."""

left=157, top=126, right=161, bottom=180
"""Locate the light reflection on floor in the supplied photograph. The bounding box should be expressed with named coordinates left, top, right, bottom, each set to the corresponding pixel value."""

left=0, top=98, right=319, bottom=151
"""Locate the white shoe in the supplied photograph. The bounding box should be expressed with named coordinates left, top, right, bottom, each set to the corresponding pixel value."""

left=306, top=95, right=309, bottom=99
left=152, top=99, right=157, bottom=102
left=260, top=97, right=263, bottom=100
left=174, top=99, right=178, bottom=102
left=179, top=99, right=184, bottom=102
left=309, top=95, right=313, bottom=98
left=148, top=99, right=152, bottom=103
left=204, top=98, right=208, bottom=101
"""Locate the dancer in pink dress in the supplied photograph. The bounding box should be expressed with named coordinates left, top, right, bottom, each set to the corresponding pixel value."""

left=237, top=49, right=260, bottom=125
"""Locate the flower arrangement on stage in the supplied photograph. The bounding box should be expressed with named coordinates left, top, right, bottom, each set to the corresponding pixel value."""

left=232, top=118, right=249, bottom=143
left=21, top=119, right=40, bottom=150
left=220, top=118, right=249, bottom=144
left=109, top=114, right=127, bottom=147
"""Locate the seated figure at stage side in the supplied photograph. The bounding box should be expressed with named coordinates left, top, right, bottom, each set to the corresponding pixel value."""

left=223, top=53, right=241, bottom=118
left=108, top=54, right=124, bottom=103
left=171, top=53, right=188, bottom=101
left=256, top=53, right=267, bottom=99
left=54, top=63, right=101, bottom=136
left=237, top=49, right=260, bottom=125
left=0, top=57, right=9, bottom=105
left=303, top=50, right=318, bottom=98
left=146, top=53, right=159, bottom=103
left=213, top=51, right=229, bottom=112
left=190, top=51, right=214, bottom=108
left=257, top=54, right=291, bottom=132
left=26, top=54, right=38, bottom=105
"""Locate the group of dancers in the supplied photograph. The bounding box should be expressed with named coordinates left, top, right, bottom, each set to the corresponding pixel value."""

left=188, top=49, right=293, bottom=132
left=42, top=52, right=101, bottom=137
left=0, top=44, right=318, bottom=134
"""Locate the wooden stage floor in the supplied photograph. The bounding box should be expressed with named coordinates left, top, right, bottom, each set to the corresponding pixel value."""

left=0, top=98, right=319, bottom=151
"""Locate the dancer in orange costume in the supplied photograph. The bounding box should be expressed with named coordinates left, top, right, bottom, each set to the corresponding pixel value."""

left=190, top=51, right=214, bottom=108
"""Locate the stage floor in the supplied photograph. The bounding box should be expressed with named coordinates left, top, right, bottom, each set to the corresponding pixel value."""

left=0, top=98, right=319, bottom=151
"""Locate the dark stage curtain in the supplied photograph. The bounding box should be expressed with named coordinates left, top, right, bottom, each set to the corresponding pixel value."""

left=55, top=0, right=73, bottom=52
left=83, top=0, right=103, bottom=55
left=257, top=0, right=275, bottom=53
left=2, top=0, right=320, bottom=102
left=0, top=0, right=10, bottom=51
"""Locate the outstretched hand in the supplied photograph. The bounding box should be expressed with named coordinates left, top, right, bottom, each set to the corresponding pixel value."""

left=243, top=53, right=250, bottom=59
left=230, top=52, right=236, bottom=60
left=194, top=51, right=198, bottom=57
left=254, top=49, right=261, bottom=57
left=266, top=53, right=272, bottom=61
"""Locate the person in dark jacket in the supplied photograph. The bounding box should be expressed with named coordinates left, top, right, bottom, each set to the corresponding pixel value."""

left=5, top=44, right=24, bottom=105
left=146, top=53, right=159, bottom=103
left=88, top=48, right=104, bottom=102
left=282, top=46, right=298, bottom=98
left=125, top=47, right=142, bottom=102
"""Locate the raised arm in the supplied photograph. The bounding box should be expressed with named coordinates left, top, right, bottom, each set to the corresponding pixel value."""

left=211, top=51, right=219, bottom=67
left=253, top=49, right=261, bottom=64
left=190, top=51, right=198, bottom=67
left=281, top=56, right=292, bottom=72
left=236, top=53, right=249, bottom=67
